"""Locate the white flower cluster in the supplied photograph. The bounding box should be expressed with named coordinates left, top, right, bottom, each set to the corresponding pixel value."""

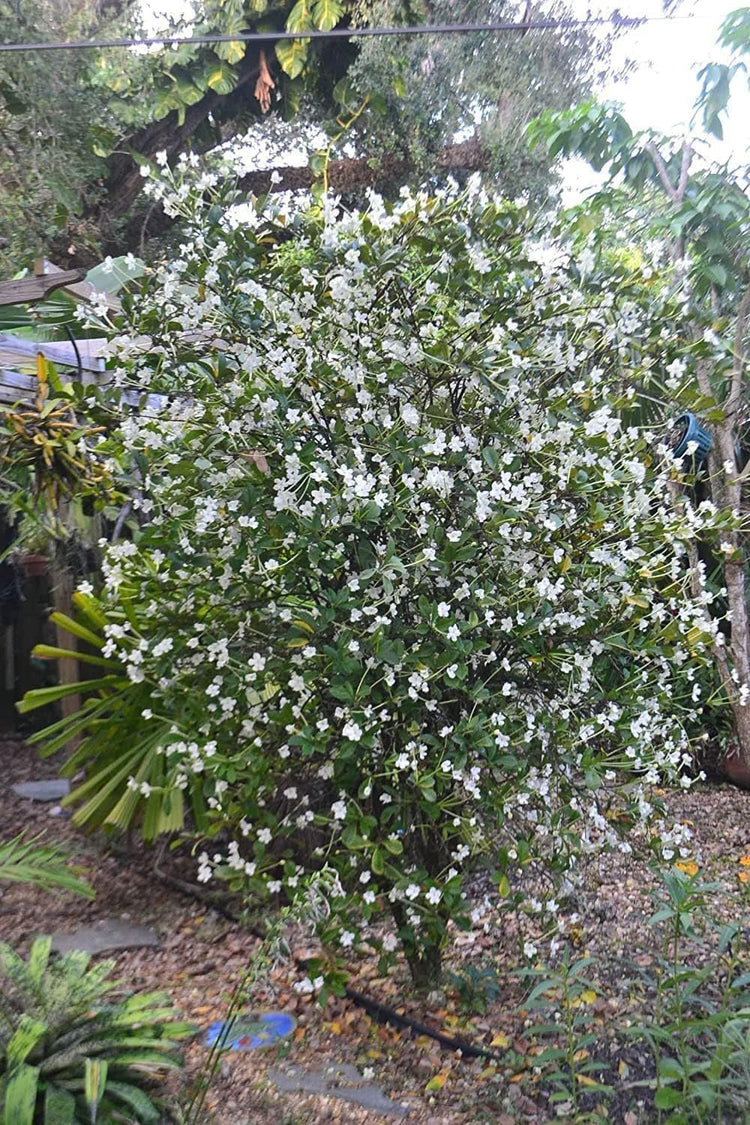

left=76, top=170, right=725, bottom=971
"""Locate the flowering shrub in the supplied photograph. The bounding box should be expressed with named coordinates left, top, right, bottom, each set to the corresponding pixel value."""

left=25, top=168, right=735, bottom=985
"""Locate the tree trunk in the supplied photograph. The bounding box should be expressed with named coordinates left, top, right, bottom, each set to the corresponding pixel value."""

left=390, top=900, right=443, bottom=990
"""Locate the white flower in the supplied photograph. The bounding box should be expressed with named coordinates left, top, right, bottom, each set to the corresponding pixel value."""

left=446, top=624, right=460, bottom=642
left=283, top=786, right=298, bottom=799
left=437, top=602, right=450, bottom=618
left=401, top=403, right=420, bottom=428
left=340, top=930, right=355, bottom=947
left=426, top=887, right=442, bottom=905
left=405, top=883, right=420, bottom=900
left=342, top=720, right=363, bottom=742
left=331, top=800, right=347, bottom=820
left=523, top=941, right=537, bottom=959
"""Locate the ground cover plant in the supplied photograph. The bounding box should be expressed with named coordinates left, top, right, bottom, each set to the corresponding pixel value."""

left=0, top=935, right=192, bottom=1124
left=19, top=159, right=743, bottom=997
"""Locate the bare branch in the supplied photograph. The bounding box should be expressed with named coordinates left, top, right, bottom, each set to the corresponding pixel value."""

left=644, top=140, right=679, bottom=202
left=676, top=140, right=692, bottom=203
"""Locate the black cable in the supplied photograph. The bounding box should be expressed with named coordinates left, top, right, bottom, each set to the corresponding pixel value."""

left=64, top=324, right=83, bottom=382
left=0, top=14, right=698, bottom=53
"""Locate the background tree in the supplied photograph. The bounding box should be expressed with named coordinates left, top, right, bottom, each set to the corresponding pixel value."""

left=527, top=5, right=750, bottom=781
left=1, top=0, right=618, bottom=268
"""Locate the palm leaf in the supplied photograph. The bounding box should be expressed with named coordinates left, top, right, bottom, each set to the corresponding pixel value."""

left=0, top=835, right=93, bottom=898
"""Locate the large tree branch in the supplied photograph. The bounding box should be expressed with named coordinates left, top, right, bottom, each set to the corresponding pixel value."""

left=113, top=136, right=491, bottom=254
left=645, top=139, right=692, bottom=206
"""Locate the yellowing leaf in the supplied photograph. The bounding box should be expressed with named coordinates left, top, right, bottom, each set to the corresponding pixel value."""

left=424, top=1072, right=448, bottom=1092
left=576, top=1074, right=598, bottom=1087
left=580, top=989, right=597, bottom=1004
left=490, top=1032, right=511, bottom=1049
left=329, top=1020, right=342, bottom=1034
left=559, top=554, right=571, bottom=574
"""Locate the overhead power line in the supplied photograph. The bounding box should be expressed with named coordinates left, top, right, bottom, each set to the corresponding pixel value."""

left=0, top=14, right=698, bottom=54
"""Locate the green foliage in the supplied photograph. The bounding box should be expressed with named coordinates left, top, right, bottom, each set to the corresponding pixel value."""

left=446, top=962, right=502, bottom=1016
left=516, top=953, right=611, bottom=1120
left=0, top=937, right=192, bottom=1124
left=20, top=163, right=727, bottom=986
left=20, top=591, right=203, bottom=842
left=625, top=869, right=750, bottom=1123
left=695, top=7, right=749, bottom=139
left=0, top=834, right=93, bottom=898
left=347, top=0, right=611, bottom=201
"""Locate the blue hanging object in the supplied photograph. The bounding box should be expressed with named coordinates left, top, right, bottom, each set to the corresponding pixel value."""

left=672, top=412, right=713, bottom=462
left=203, top=1011, right=296, bottom=1051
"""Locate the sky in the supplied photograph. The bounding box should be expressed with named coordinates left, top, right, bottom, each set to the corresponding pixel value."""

left=142, top=0, right=749, bottom=172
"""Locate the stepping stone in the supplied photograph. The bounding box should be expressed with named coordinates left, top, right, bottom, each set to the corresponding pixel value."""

left=13, top=779, right=70, bottom=802
left=269, top=1062, right=410, bottom=1118
left=204, top=1011, right=296, bottom=1051
left=50, top=919, right=158, bottom=956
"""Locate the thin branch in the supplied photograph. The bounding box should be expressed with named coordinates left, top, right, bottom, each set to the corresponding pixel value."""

left=727, top=284, right=750, bottom=421
left=676, top=140, right=692, bottom=203
left=645, top=140, right=679, bottom=202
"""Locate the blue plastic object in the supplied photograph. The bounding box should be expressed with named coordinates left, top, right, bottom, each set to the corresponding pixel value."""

left=673, top=412, right=713, bottom=462
left=203, top=1011, right=296, bottom=1051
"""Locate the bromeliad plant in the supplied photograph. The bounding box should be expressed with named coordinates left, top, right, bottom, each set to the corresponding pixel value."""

left=21, top=163, right=733, bottom=986
left=0, top=937, right=191, bottom=1124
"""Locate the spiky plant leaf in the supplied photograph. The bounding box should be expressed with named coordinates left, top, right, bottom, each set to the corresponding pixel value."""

left=101, top=1079, right=161, bottom=1123
left=84, top=1056, right=107, bottom=1123
left=0, top=836, right=93, bottom=898
left=6, top=1018, right=47, bottom=1068
left=3, top=1063, right=39, bottom=1125
left=44, top=1083, right=77, bottom=1123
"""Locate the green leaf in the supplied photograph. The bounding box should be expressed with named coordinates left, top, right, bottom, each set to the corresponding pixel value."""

left=276, top=39, right=309, bottom=79
left=31, top=645, right=119, bottom=670
left=0, top=834, right=94, bottom=898
left=7, top=1017, right=47, bottom=1068
left=654, top=1086, right=684, bottom=1109
left=44, top=1085, right=77, bottom=1123
left=48, top=612, right=104, bottom=649
left=85, top=1056, right=108, bottom=1123
left=103, top=1081, right=160, bottom=1123
left=3, top=1063, right=39, bottom=1125
left=286, top=0, right=314, bottom=32
left=333, top=77, right=358, bottom=109
left=312, top=0, right=344, bottom=31
left=17, top=676, right=127, bottom=714
left=206, top=61, right=238, bottom=96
